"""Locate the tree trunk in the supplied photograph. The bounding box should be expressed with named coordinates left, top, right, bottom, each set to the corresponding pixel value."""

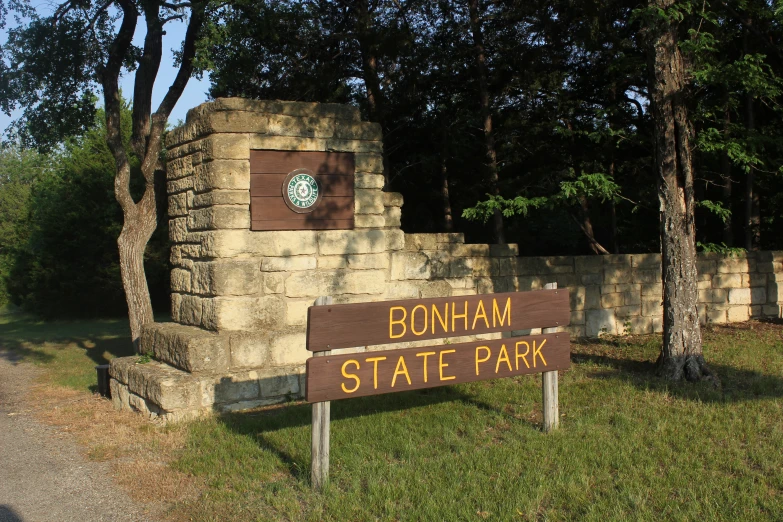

left=440, top=132, right=454, bottom=232
left=743, top=20, right=760, bottom=250
left=646, top=0, right=710, bottom=381
left=468, top=0, right=504, bottom=244
left=721, top=100, right=733, bottom=246
left=578, top=196, right=610, bottom=255
left=118, top=198, right=158, bottom=351
left=355, top=0, right=391, bottom=188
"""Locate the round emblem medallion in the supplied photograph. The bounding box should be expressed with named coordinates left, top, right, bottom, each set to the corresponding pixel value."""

left=282, top=168, right=322, bottom=213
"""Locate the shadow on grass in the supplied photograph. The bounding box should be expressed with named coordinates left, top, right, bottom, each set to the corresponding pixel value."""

left=214, top=384, right=522, bottom=480
left=571, top=325, right=783, bottom=403
left=0, top=314, right=136, bottom=369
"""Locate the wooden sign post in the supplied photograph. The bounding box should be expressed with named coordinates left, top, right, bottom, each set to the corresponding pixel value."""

left=306, top=286, right=570, bottom=490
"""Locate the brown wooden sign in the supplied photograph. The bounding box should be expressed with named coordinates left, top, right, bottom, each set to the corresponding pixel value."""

left=250, top=150, right=355, bottom=231
left=306, top=333, right=570, bottom=402
left=306, top=289, right=569, bottom=352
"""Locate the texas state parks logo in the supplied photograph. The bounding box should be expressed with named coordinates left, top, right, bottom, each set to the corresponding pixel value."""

left=282, top=168, right=322, bottom=213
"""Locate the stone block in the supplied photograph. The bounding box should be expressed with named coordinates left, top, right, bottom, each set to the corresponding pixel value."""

left=355, top=189, right=385, bottom=214
left=355, top=214, right=386, bottom=228
left=517, top=276, right=543, bottom=291
left=584, top=286, right=601, bottom=309
left=615, top=305, right=641, bottom=318
left=170, top=293, right=182, bottom=323
left=707, top=308, right=727, bottom=324
left=249, top=135, right=328, bottom=151
left=728, top=288, right=751, bottom=305
left=574, top=256, right=603, bottom=273
left=201, top=296, right=285, bottom=331
left=204, top=371, right=261, bottom=405
left=383, top=191, right=404, bottom=207
left=712, top=273, right=743, bottom=289
left=326, top=138, right=383, bottom=154
left=167, top=175, right=194, bottom=194
left=768, top=282, right=782, bottom=303
left=258, top=371, right=301, bottom=399
left=450, top=244, right=490, bottom=257
left=266, top=113, right=337, bottom=138
left=170, top=268, right=191, bottom=293
left=629, top=316, right=656, bottom=335
left=603, top=254, right=633, bottom=266
left=699, top=289, right=727, bottom=304
left=491, top=257, right=516, bottom=277
left=632, top=253, right=661, bottom=268
left=179, top=295, right=203, bottom=326
left=261, top=256, right=317, bottom=272
left=751, top=287, right=767, bottom=303
left=762, top=305, right=782, bottom=318
left=284, top=269, right=387, bottom=297
left=354, top=173, right=385, bottom=189
left=490, top=244, right=519, bottom=257
left=201, top=134, right=250, bottom=161
left=742, top=273, right=767, bottom=287
left=386, top=229, right=405, bottom=251
left=452, top=288, right=478, bottom=296
left=417, top=280, right=452, bottom=298
left=169, top=217, right=189, bottom=243
left=632, top=269, right=660, bottom=284
left=554, top=274, right=581, bottom=288
left=188, top=206, right=250, bottom=230
left=109, top=357, right=201, bottom=411
left=642, top=299, right=662, bottom=317
left=697, top=280, right=712, bottom=290
left=624, top=289, right=641, bottom=306
left=318, top=229, right=386, bottom=255
left=142, top=322, right=230, bottom=374
left=354, top=153, right=384, bottom=174
left=347, top=253, right=389, bottom=270
left=391, top=252, right=431, bottom=280
left=317, top=256, right=348, bottom=269
left=191, top=190, right=250, bottom=208
left=601, top=293, right=623, bottom=309
left=197, top=230, right=317, bottom=257
left=476, top=276, right=517, bottom=294
left=270, top=332, right=309, bottom=366
left=192, top=160, right=251, bottom=192
left=697, top=260, right=717, bottom=275
left=581, top=274, right=602, bottom=285
left=641, top=283, right=661, bottom=296
left=229, top=332, right=270, bottom=368
left=757, top=261, right=783, bottom=273
left=385, top=282, right=420, bottom=299
left=263, top=273, right=285, bottom=294
left=333, top=121, right=383, bottom=141
left=570, top=310, right=586, bottom=325
left=383, top=205, right=402, bottom=227
left=286, top=300, right=311, bottom=326
left=727, top=306, right=750, bottom=322
left=169, top=193, right=188, bottom=217
left=586, top=309, right=617, bottom=337
left=445, top=277, right=476, bottom=290
left=192, top=260, right=263, bottom=296
left=717, top=257, right=750, bottom=274
left=604, top=266, right=632, bottom=284
left=404, top=234, right=439, bottom=252
left=570, top=287, right=586, bottom=311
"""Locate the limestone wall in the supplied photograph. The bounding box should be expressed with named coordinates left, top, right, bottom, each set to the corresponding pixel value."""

left=108, top=98, right=783, bottom=422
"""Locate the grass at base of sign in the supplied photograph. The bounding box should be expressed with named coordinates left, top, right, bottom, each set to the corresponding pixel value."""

left=3, top=315, right=782, bottom=520
left=171, top=321, right=783, bottom=521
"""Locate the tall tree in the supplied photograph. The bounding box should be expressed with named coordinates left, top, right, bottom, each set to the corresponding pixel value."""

left=644, top=0, right=709, bottom=380
left=2, top=0, right=205, bottom=349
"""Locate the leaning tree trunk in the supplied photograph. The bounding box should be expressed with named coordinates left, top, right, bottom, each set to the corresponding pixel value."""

left=647, top=0, right=711, bottom=381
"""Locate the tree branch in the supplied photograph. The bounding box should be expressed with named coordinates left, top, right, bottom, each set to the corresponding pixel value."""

left=100, top=0, right=137, bottom=215
left=130, top=1, right=164, bottom=163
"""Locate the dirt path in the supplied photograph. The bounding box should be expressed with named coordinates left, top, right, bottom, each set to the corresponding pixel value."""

left=0, top=350, right=157, bottom=522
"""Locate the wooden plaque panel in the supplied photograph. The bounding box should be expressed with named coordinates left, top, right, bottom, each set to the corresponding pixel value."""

left=305, top=333, right=570, bottom=402
left=249, top=150, right=355, bottom=231
left=306, top=289, right=570, bottom=351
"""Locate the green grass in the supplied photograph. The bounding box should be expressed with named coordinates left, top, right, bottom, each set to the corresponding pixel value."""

left=172, top=323, right=783, bottom=521
left=0, top=312, right=136, bottom=390
left=2, top=315, right=782, bottom=521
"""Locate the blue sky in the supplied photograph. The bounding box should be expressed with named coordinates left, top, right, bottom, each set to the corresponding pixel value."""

left=1, top=16, right=211, bottom=137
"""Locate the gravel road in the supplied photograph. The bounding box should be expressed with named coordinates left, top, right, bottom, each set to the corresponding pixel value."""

left=0, top=350, right=156, bottom=522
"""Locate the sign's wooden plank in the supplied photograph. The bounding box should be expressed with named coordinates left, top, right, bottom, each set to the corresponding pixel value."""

left=251, top=173, right=354, bottom=197
left=250, top=150, right=354, bottom=175
left=251, top=196, right=354, bottom=221
left=251, top=219, right=354, bottom=231
left=306, top=289, right=569, bottom=351
left=306, top=333, right=570, bottom=402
